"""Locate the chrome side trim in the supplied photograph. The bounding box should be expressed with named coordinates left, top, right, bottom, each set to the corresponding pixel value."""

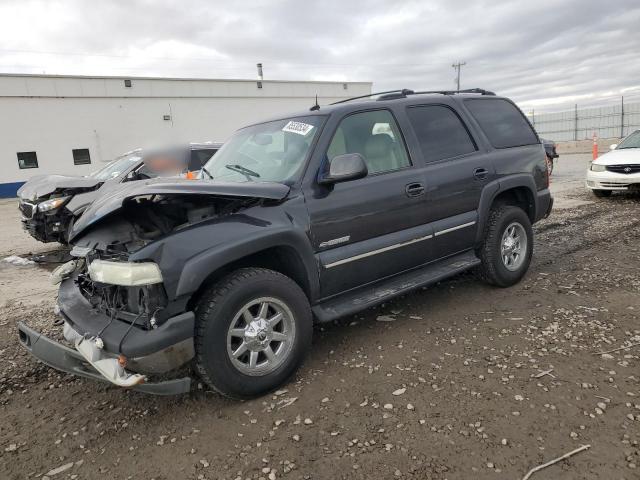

left=323, top=234, right=433, bottom=269
left=434, top=221, right=476, bottom=237
left=319, top=235, right=351, bottom=248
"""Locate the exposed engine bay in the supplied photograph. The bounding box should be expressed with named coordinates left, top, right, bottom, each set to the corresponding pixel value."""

left=70, top=194, right=261, bottom=328
left=74, top=193, right=260, bottom=253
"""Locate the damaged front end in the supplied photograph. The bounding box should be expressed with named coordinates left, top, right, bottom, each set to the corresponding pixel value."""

left=18, top=176, right=104, bottom=243
left=19, top=179, right=289, bottom=394
left=18, top=194, right=76, bottom=243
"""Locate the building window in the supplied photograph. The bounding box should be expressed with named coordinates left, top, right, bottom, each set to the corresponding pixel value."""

left=124, top=79, right=132, bottom=87
left=72, top=148, right=91, bottom=165
left=17, top=151, right=38, bottom=169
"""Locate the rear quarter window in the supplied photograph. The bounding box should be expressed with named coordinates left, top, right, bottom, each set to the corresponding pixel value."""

left=464, top=98, right=538, bottom=149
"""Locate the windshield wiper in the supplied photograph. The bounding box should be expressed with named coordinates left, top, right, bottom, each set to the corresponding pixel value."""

left=201, top=166, right=213, bottom=179
left=225, top=164, right=260, bottom=180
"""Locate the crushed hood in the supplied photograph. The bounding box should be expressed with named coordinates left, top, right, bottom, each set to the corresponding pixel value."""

left=17, top=174, right=103, bottom=201
left=69, top=178, right=290, bottom=241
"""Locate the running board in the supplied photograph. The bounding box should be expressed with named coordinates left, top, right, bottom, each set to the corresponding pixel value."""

left=312, top=251, right=480, bottom=323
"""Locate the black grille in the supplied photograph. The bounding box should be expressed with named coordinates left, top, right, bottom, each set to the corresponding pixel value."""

left=606, top=164, right=640, bottom=174
left=19, top=201, right=35, bottom=218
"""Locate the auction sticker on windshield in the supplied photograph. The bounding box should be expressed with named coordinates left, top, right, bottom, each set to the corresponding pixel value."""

left=282, top=121, right=314, bottom=136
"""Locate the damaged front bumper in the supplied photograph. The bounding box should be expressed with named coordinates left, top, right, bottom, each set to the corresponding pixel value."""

left=16, top=276, right=197, bottom=395
left=19, top=203, right=71, bottom=243
left=18, top=322, right=191, bottom=395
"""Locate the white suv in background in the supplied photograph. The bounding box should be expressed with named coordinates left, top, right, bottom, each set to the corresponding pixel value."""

left=587, top=130, right=640, bottom=197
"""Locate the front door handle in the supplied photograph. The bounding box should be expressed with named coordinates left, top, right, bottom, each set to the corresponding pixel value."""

left=405, top=182, right=425, bottom=197
left=473, top=168, right=489, bottom=180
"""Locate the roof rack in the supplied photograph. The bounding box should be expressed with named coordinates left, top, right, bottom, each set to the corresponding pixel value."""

left=412, top=88, right=496, bottom=96
left=330, top=89, right=413, bottom=105
left=331, top=87, right=495, bottom=105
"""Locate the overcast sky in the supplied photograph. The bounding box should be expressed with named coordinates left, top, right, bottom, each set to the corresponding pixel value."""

left=1, top=0, right=639, bottom=111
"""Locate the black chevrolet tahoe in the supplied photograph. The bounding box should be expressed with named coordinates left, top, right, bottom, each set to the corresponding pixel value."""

left=18, top=88, right=553, bottom=398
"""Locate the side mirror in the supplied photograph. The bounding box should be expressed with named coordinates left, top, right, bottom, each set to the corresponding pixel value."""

left=609, top=144, right=618, bottom=150
left=319, top=153, right=368, bottom=185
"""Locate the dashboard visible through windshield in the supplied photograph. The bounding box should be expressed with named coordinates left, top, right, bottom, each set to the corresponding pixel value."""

left=90, top=153, right=142, bottom=181
left=202, top=115, right=325, bottom=184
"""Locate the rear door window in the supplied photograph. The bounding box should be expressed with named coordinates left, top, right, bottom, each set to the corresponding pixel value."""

left=464, top=98, right=538, bottom=148
left=406, top=105, right=477, bottom=162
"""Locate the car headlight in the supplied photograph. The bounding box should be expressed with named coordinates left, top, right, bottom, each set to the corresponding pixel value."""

left=88, top=260, right=163, bottom=286
left=50, top=258, right=84, bottom=285
left=38, top=196, right=70, bottom=212
left=590, top=164, right=606, bottom=172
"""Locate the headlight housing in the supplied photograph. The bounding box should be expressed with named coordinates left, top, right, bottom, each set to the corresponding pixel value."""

left=590, top=164, right=606, bottom=172
left=50, top=258, right=83, bottom=285
left=88, top=260, right=163, bottom=286
left=38, top=196, right=70, bottom=212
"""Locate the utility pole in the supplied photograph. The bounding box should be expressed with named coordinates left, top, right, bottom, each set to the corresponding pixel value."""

left=621, top=96, right=625, bottom=138
left=452, top=61, right=466, bottom=92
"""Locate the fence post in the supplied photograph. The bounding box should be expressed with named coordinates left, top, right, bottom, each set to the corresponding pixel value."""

left=621, top=96, right=625, bottom=138
left=574, top=104, right=578, bottom=141
left=531, top=109, right=535, bottom=127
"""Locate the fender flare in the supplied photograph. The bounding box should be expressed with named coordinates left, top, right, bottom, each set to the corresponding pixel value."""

left=174, top=227, right=319, bottom=300
left=475, top=174, right=537, bottom=244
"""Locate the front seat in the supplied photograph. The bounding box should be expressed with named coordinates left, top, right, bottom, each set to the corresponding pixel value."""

left=363, top=134, right=396, bottom=174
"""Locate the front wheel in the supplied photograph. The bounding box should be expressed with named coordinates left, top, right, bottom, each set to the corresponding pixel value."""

left=194, top=268, right=312, bottom=399
left=477, top=205, right=533, bottom=287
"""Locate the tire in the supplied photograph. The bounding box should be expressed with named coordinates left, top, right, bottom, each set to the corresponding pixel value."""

left=545, top=156, right=554, bottom=175
left=194, top=268, right=312, bottom=399
left=592, top=189, right=612, bottom=198
left=476, top=205, right=533, bottom=287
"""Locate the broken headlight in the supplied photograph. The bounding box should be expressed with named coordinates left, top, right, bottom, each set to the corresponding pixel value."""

left=88, top=260, right=163, bottom=286
left=50, top=258, right=84, bottom=285
left=38, top=196, right=70, bottom=212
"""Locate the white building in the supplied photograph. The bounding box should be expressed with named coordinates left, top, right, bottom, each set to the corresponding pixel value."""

left=0, top=74, right=371, bottom=197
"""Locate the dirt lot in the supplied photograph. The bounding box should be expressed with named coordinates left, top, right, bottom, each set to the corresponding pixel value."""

left=1, top=154, right=639, bottom=480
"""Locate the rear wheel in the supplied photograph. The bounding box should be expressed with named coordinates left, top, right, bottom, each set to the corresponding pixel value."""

left=592, top=189, right=612, bottom=198
left=477, top=205, right=533, bottom=287
left=545, top=155, right=554, bottom=175
left=194, top=268, right=312, bottom=398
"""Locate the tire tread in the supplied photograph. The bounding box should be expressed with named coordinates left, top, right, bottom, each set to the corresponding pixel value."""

left=194, top=267, right=308, bottom=398
left=476, top=205, right=532, bottom=287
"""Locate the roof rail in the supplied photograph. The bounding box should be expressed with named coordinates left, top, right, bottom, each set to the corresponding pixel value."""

left=330, top=89, right=414, bottom=105
left=413, top=88, right=496, bottom=96
left=329, top=87, right=495, bottom=106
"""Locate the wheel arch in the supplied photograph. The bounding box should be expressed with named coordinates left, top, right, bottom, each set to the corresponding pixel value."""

left=179, top=233, right=319, bottom=311
left=475, top=176, right=537, bottom=244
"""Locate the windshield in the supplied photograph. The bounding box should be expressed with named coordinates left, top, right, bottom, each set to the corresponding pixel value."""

left=90, top=153, right=142, bottom=180
left=201, top=115, right=324, bottom=184
left=618, top=131, right=640, bottom=149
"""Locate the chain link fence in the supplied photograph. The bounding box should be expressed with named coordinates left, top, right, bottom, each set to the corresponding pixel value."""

left=527, top=97, right=640, bottom=142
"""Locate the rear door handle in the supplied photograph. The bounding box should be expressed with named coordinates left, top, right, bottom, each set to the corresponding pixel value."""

left=405, top=182, right=425, bottom=197
left=473, top=168, right=489, bottom=180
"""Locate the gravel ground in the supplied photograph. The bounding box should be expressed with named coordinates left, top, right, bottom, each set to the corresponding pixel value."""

left=1, top=155, right=639, bottom=480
